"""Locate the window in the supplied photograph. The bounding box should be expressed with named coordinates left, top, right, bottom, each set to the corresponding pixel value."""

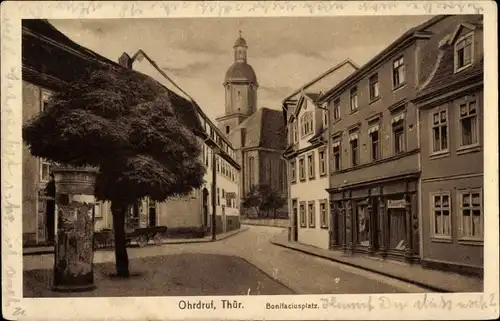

left=369, top=74, right=380, bottom=101
left=225, top=126, right=230, bottom=134
left=290, top=160, right=296, bottom=183
left=432, top=109, right=449, bottom=153
left=293, top=122, right=298, bottom=143
left=93, top=201, right=102, bottom=218
left=318, top=148, right=326, bottom=177
left=350, top=87, right=358, bottom=112
left=298, top=157, right=306, bottom=181
left=350, top=134, right=359, bottom=166
left=299, top=202, right=307, bottom=227
left=322, top=109, right=328, bottom=128
left=319, top=200, right=328, bottom=229
left=300, top=111, right=314, bottom=137
left=222, top=189, right=225, bottom=199
left=459, top=100, right=478, bottom=147
left=307, top=152, right=315, bottom=180
left=332, top=98, right=340, bottom=121
left=357, top=204, right=370, bottom=246
left=216, top=156, right=220, bottom=173
left=332, top=142, right=341, bottom=172
left=391, top=115, right=405, bottom=154
left=308, top=201, right=316, bottom=228
left=458, top=189, right=483, bottom=240
left=392, top=56, right=405, bottom=88
left=217, top=188, right=220, bottom=206
left=41, top=90, right=51, bottom=112
left=369, top=126, right=380, bottom=161
left=431, top=192, right=451, bottom=238
left=40, top=159, right=52, bottom=183
left=455, top=33, right=473, bottom=72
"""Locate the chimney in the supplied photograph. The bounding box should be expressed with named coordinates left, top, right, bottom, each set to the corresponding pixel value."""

left=118, top=52, right=133, bottom=69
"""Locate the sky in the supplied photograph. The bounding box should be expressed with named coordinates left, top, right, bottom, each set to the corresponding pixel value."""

left=50, top=16, right=434, bottom=122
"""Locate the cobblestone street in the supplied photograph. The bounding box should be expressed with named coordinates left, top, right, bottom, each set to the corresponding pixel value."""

left=24, top=225, right=430, bottom=296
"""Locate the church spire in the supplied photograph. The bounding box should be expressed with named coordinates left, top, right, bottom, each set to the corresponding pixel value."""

left=233, top=30, right=248, bottom=63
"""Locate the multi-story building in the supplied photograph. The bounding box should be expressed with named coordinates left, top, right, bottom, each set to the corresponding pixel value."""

left=116, top=50, right=242, bottom=236
left=217, top=32, right=288, bottom=216
left=318, top=16, right=449, bottom=263
left=412, top=15, right=484, bottom=275
left=22, top=20, right=240, bottom=246
left=282, top=60, right=358, bottom=249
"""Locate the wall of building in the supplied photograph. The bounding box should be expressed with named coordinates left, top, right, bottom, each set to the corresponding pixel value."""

left=327, top=44, right=419, bottom=189
left=290, top=145, right=330, bottom=250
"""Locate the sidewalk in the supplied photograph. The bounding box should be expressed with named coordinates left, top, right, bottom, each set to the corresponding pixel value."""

left=23, top=226, right=248, bottom=256
left=270, top=231, right=483, bottom=293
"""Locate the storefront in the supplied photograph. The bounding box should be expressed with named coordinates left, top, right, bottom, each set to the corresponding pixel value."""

left=328, top=174, right=420, bottom=263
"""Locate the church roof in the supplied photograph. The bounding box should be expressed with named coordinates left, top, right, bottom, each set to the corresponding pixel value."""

left=225, top=62, right=258, bottom=84
left=230, top=107, right=286, bottom=150
left=234, top=36, right=247, bottom=48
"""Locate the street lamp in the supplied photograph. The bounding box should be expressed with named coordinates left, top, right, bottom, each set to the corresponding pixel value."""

left=211, top=145, right=222, bottom=241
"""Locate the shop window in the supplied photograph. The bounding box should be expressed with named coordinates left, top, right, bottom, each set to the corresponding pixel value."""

left=431, top=192, right=452, bottom=239
left=319, top=199, right=328, bottom=229
left=308, top=201, right=316, bottom=228
left=299, top=202, right=307, bottom=228
left=459, top=100, right=478, bottom=148
left=431, top=108, right=449, bottom=154
left=458, top=189, right=483, bottom=241
left=94, top=201, right=102, bottom=218
left=356, top=203, right=370, bottom=246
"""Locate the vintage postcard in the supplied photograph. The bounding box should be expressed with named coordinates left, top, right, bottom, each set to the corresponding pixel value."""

left=1, top=1, right=498, bottom=320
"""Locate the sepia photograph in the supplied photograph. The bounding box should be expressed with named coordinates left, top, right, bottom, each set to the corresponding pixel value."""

left=2, top=2, right=498, bottom=320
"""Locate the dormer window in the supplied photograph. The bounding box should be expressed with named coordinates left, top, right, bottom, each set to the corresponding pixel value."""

left=455, top=32, right=474, bottom=72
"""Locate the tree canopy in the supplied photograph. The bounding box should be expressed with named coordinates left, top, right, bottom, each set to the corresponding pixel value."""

left=23, top=64, right=206, bottom=203
left=242, top=184, right=286, bottom=218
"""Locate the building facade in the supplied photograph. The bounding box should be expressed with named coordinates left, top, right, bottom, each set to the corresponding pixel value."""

left=217, top=32, right=288, bottom=216
left=318, top=16, right=450, bottom=263
left=22, top=20, right=241, bottom=246
left=282, top=60, right=358, bottom=249
left=412, top=15, right=484, bottom=275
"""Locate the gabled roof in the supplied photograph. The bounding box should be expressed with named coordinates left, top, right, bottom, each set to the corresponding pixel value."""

left=289, top=91, right=322, bottom=121
left=448, top=21, right=482, bottom=45
left=414, top=16, right=484, bottom=103
left=282, top=59, right=359, bottom=104
left=229, top=107, right=286, bottom=151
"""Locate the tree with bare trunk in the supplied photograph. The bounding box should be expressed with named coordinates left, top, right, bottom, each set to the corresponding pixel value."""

left=23, top=64, right=205, bottom=278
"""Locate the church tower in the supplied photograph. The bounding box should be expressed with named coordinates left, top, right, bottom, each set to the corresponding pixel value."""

left=216, top=31, right=258, bottom=136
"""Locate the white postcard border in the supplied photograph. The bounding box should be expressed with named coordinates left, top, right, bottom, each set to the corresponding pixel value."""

left=1, top=1, right=498, bottom=320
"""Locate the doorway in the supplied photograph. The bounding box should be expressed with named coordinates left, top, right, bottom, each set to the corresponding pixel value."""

left=221, top=205, right=226, bottom=233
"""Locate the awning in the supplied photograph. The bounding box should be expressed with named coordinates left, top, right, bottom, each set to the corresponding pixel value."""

left=368, top=124, right=380, bottom=134
left=391, top=113, right=405, bottom=124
